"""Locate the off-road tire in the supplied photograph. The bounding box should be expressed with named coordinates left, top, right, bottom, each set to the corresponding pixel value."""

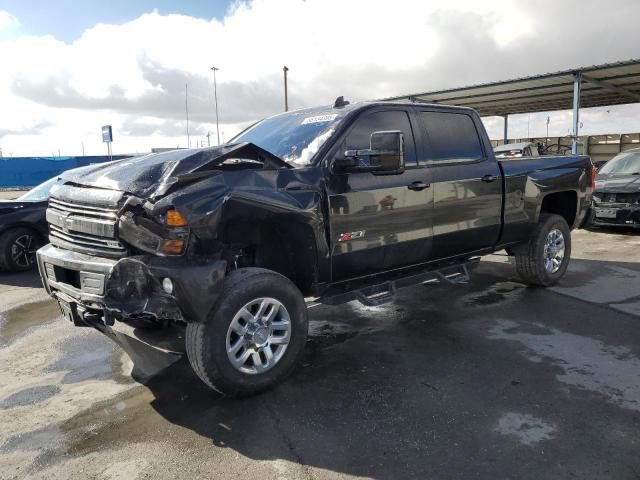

left=0, top=228, right=41, bottom=272
left=185, top=268, right=308, bottom=396
left=514, top=213, right=571, bottom=286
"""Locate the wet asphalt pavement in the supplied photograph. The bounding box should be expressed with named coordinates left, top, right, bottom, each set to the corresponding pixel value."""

left=1, top=228, right=640, bottom=479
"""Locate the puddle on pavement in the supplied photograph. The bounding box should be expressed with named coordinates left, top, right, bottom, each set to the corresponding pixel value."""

left=58, top=360, right=217, bottom=457
left=551, top=264, right=640, bottom=305
left=306, top=300, right=406, bottom=352
left=462, top=281, right=525, bottom=308
left=46, top=330, right=133, bottom=385
left=488, top=319, right=640, bottom=411
left=307, top=320, right=359, bottom=352
left=495, top=412, right=555, bottom=446
left=0, top=385, right=61, bottom=410
left=0, top=425, right=60, bottom=455
left=0, top=299, right=60, bottom=345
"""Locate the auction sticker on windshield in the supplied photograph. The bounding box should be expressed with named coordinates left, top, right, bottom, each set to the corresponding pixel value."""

left=301, top=114, right=338, bottom=125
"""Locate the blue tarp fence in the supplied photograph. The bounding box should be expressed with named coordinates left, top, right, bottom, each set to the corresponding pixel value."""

left=0, top=155, right=132, bottom=188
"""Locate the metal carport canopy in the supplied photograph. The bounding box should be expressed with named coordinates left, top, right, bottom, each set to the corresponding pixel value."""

left=383, top=59, right=640, bottom=153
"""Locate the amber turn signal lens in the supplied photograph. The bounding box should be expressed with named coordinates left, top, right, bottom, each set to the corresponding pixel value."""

left=159, top=239, right=185, bottom=255
left=165, top=209, right=187, bottom=227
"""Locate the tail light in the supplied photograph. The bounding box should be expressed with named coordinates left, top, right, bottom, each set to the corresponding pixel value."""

left=590, top=165, right=597, bottom=192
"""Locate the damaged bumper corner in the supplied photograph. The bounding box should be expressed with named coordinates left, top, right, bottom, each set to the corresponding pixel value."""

left=592, top=203, right=640, bottom=227
left=37, top=243, right=227, bottom=327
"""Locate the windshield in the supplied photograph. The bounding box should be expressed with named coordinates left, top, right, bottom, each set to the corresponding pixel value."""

left=232, top=108, right=349, bottom=167
left=16, top=177, right=61, bottom=201
left=599, top=151, right=640, bottom=175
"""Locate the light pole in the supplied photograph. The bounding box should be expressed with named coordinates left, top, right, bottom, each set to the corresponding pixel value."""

left=546, top=116, right=550, bottom=138
left=185, top=83, right=190, bottom=148
left=211, top=66, right=220, bottom=145
left=283, top=66, right=289, bottom=112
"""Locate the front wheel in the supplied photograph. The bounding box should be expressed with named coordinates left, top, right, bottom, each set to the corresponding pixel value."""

left=514, top=213, right=571, bottom=286
left=185, top=268, right=308, bottom=396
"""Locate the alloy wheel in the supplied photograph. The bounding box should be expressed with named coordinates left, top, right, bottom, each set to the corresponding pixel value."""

left=225, top=297, right=292, bottom=375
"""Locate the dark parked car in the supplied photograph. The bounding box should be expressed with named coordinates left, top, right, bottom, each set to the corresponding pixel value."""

left=593, top=148, right=640, bottom=228
left=37, top=100, right=595, bottom=395
left=0, top=177, right=61, bottom=272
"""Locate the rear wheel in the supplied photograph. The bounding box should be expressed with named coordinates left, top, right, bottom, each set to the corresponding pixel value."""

left=185, top=268, right=308, bottom=396
left=0, top=228, right=41, bottom=272
left=514, top=214, right=571, bottom=286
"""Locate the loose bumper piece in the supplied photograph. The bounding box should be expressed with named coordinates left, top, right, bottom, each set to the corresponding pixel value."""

left=37, top=244, right=227, bottom=326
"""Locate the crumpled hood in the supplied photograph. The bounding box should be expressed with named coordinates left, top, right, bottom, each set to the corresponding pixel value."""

left=59, top=143, right=290, bottom=200
left=595, top=174, right=640, bottom=193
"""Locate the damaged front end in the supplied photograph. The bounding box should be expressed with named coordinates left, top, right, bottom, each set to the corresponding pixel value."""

left=103, top=255, right=226, bottom=325
left=37, top=192, right=228, bottom=332
left=37, top=141, right=327, bottom=335
left=36, top=144, right=281, bottom=326
left=592, top=191, right=640, bottom=227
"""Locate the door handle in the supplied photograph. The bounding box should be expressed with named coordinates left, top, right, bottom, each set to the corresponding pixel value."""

left=407, top=181, right=430, bottom=191
left=481, top=174, right=497, bottom=183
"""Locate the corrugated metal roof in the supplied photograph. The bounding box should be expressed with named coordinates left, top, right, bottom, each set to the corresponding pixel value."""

left=383, top=59, right=640, bottom=117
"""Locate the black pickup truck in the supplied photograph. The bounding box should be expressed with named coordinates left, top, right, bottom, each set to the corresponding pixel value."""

left=37, top=100, right=595, bottom=395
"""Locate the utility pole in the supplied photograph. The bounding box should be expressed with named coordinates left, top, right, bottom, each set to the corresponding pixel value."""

left=206, top=131, right=211, bottom=147
left=81, top=142, right=85, bottom=156
left=283, top=65, right=289, bottom=111
left=211, top=66, right=220, bottom=145
left=185, top=83, right=190, bottom=148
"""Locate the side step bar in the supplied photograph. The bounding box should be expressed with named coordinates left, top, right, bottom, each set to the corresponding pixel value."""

left=315, top=258, right=479, bottom=307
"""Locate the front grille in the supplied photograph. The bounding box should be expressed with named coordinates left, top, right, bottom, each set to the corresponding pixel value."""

left=47, top=197, right=127, bottom=258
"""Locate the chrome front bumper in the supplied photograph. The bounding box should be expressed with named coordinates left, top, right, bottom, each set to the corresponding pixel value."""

left=37, top=243, right=118, bottom=308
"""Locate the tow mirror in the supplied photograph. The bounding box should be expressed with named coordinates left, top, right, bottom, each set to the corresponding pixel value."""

left=335, top=130, right=404, bottom=174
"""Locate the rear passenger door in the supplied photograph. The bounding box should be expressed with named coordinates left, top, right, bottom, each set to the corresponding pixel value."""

left=326, top=108, right=434, bottom=281
left=416, top=110, right=502, bottom=259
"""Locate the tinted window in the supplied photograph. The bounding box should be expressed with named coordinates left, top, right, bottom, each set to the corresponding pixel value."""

left=419, top=112, right=483, bottom=162
left=343, top=110, right=417, bottom=166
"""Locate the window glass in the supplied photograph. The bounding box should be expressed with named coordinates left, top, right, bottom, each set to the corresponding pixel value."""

left=232, top=108, right=350, bottom=167
left=344, top=110, right=417, bottom=166
left=599, top=151, right=640, bottom=175
left=419, top=112, right=483, bottom=162
left=17, top=177, right=61, bottom=201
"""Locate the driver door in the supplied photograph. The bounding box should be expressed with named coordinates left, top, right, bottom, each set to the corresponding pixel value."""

left=326, top=108, right=434, bottom=281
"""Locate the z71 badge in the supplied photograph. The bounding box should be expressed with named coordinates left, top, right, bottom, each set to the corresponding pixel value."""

left=338, top=230, right=365, bottom=242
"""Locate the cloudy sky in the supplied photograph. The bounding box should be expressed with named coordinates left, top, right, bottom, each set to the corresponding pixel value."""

left=0, top=0, right=639, bottom=157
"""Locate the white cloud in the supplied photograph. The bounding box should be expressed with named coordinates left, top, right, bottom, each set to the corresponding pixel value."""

left=0, top=10, right=19, bottom=30
left=0, top=0, right=639, bottom=157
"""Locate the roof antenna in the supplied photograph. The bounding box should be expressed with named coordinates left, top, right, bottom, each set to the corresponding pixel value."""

left=333, top=96, right=350, bottom=108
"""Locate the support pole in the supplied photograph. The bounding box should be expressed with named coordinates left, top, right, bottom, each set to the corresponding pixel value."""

left=503, top=115, right=509, bottom=144
left=283, top=66, right=289, bottom=112
left=211, top=66, right=220, bottom=145
left=571, top=72, right=582, bottom=154
left=185, top=83, right=190, bottom=149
